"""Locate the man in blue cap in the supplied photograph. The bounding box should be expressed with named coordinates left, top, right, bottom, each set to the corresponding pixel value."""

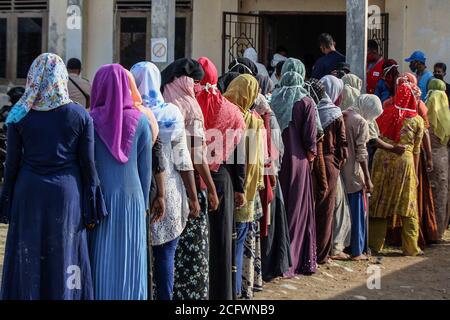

left=405, top=50, right=433, bottom=101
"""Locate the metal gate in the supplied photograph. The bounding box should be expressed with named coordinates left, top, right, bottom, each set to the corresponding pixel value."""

left=222, top=12, right=262, bottom=73
left=368, top=13, right=389, bottom=58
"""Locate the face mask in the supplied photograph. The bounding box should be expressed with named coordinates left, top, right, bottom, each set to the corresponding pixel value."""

left=434, top=73, right=444, bottom=81
left=409, top=62, right=418, bottom=73
left=367, top=53, right=378, bottom=63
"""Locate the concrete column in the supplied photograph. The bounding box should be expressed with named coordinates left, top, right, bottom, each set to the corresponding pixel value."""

left=151, top=0, right=176, bottom=70
left=346, top=0, right=369, bottom=91
left=66, top=0, right=83, bottom=62
left=85, top=0, right=114, bottom=81
left=48, top=0, right=67, bottom=61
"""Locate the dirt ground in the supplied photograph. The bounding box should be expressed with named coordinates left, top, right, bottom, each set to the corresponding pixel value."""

left=255, top=230, right=450, bottom=300
left=0, top=225, right=449, bottom=300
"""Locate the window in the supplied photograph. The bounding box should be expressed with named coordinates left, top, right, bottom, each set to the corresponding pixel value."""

left=119, top=16, right=150, bottom=70
left=114, top=0, right=192, bottom=66
left=0, top=0, right=48, bottom=84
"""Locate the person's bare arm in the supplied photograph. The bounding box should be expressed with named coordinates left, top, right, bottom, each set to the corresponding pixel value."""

left=360, top=159, right=373, bottom=193
left=374, top=138, right=406, bottom=155
left=190, top=137, right=219, bottom=212
left=150, top=171, right=166, bottom=224
left=180, top=170, right=200, bottom=218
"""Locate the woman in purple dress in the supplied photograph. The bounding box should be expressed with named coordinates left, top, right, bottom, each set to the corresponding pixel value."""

left=271, top=61, right=318, bottom=276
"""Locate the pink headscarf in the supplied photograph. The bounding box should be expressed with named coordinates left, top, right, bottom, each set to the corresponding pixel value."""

left=90, top=64, right=142, bottom=163
left=163, top=76, right=205, bottom=135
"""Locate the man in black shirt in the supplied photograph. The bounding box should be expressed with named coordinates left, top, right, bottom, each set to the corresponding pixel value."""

left=311, top=33, right=346, bottom=80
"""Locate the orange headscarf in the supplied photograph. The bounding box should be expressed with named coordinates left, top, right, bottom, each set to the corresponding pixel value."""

left=125, top=69, right=159, bottom=145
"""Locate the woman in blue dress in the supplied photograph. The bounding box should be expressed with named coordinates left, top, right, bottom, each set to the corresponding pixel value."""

left=88, top=64, right=153, bottom=300
left=0, top=53, right=107, bottom=300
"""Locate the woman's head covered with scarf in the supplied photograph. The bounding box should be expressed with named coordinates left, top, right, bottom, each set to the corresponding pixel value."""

left=90, top=64, right=142, bottom=163
left=256, top=74, right=275, bottom=97
left=317, top=75, right=344, bottom=130
left=340, top=73, right=362, bottom=110
left=281, top=57, right=306, bottom=78
left=130, top=61, right=186, bottom=144
left=160, top=58, right=205, bottom=93
left=270, top=58, right=309, bottom=131
left=376, top=76, right=418, bottom=142
left=195, top=57, right=246, bottom=171
left=6, top=53, right=72, bottom=125
left=426, top=78, right=450, bottom=145
left=124, top=69, right=159, bottom=144
left=227, top=57, right=258, bottom=76
left=352, top=94, right=383, bottom=122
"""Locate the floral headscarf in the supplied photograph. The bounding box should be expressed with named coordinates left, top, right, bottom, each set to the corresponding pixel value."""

left=6, top=53, right=72, bottom=124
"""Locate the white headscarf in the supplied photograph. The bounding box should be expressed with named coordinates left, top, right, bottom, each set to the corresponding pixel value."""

left=244, top=47, right=270, bottom=77
left=130, top=61, right=185, bottom=144
left=317, top=75, right=344, bottom=130
left=351, top=94, right=383, bottom=122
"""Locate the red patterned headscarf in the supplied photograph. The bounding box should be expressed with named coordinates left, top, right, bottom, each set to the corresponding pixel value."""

left=376, top=77, right=418, bottom=142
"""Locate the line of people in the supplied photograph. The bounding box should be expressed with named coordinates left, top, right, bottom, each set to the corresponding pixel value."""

left=1, top=47, right=449, bottom=301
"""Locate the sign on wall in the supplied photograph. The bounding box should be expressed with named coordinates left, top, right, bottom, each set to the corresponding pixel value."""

left=151, top=38, right=168, bottom=63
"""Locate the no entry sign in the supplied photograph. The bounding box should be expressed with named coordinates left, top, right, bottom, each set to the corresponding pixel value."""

left=151, top=38, right=168, bottom=63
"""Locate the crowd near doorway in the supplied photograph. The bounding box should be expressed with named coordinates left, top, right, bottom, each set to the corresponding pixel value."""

left=262, top=13, right=347, bottom=78
left=222, top=11, right=389, bottom=78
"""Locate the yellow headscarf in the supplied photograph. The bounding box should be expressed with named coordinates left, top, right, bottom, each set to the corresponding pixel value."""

left=426, top=79, right=450, bottom=145
left=125, top=69, right=159, bottom=145
left=224, top=74, right=265, bottom=222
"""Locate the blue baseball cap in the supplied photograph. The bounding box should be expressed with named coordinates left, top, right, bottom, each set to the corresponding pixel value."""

left=405, top=51, right=427, bottom=64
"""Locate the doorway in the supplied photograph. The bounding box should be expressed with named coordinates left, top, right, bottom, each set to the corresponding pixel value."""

left=261, top=13, right=347, bottom=78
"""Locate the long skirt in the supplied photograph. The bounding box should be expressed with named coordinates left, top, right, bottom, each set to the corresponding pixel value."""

left=315, top=155, right=340, bottom=264
left=89, top=192, right=148, bottom=300
left=261, top=182, right=291, bottom=282
left=208, top=167, right=234, bottom=300
left=173, top=190, right=209, bottom=300
left=429, top=134, right=450, bottom=239
left=331, top=175, right=351, bottom=256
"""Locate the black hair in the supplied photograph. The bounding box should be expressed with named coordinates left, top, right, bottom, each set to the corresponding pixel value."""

left=318, top=33, right=334, bottom=49
left=434, top=62, right=447, bottom=73
left=368, top=39, right=379, bottom=52
left=67, top=58, right=82, bottom=70
left=276, top=46, right=288, bottom=54
left=7, top=87, right=25, bottom=105
left=276, top=61, right=285, bottom=77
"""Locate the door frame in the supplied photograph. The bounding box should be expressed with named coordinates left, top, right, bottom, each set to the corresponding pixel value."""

left=113, top=10, right=152, bottom=64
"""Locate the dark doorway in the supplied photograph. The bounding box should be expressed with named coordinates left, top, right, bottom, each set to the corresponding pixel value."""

left=262, top=13, right=346, bottom=79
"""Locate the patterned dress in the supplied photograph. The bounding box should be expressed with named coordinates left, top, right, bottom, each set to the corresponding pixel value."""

left=370, top=116, right=425, bottom=219
left=241, top=195, right=263, bottom=299
left=173, top=190, right=209, bottom=300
